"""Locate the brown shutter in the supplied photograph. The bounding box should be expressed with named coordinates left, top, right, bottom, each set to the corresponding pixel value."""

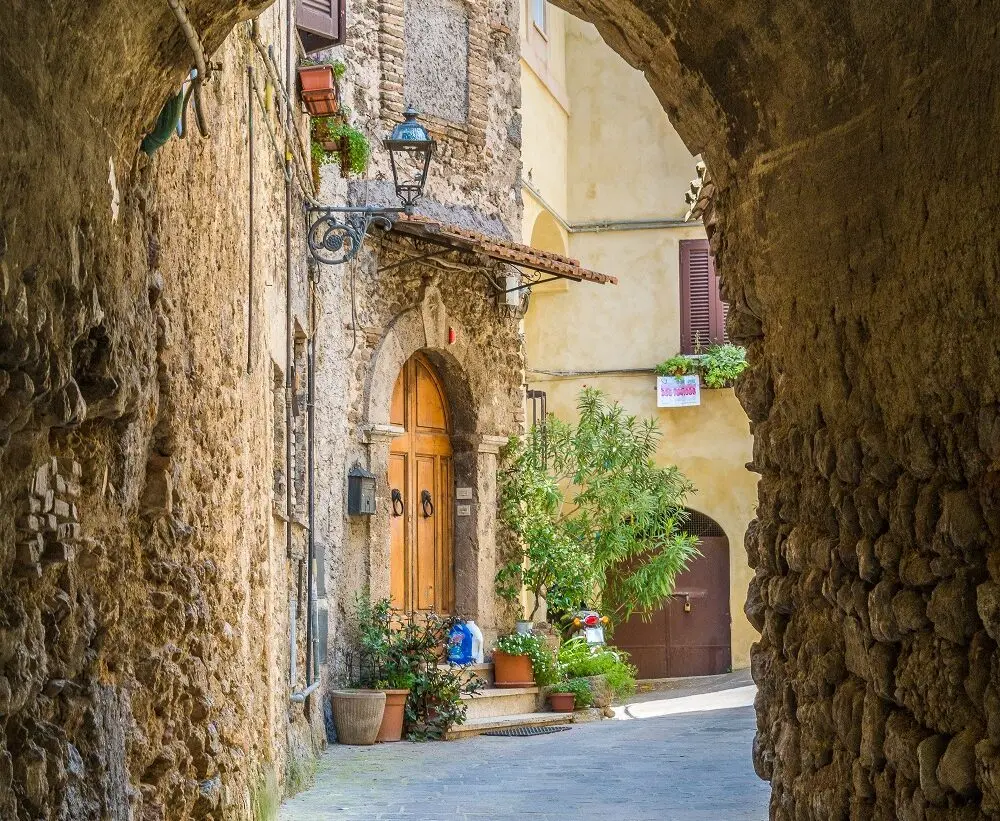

left=680, top=239, right=727, bottom=353
left=297, top=0, right=346, bottom=53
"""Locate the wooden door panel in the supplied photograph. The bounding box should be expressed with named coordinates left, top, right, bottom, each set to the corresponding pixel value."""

left=389, top=352, right=455, bottom=616
left=611, top=534, right=731, bottom=678
left=389, top=454, right=407, bottom=610
left=415, top=359, right=448, bottom=432
left=415, top=455, right=437, bottom=611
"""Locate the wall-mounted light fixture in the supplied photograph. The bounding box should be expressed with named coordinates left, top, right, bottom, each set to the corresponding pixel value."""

left=346, top=462, right=377, bottom=515
left=307, top=106, right=437, bottom=266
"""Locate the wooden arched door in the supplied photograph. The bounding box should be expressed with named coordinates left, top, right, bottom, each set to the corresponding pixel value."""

left=388, top=352, right=454, bottom=615
left=612, top=510, right=731, bottom=678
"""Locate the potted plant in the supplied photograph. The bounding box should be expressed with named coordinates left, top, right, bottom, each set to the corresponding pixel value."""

left=654, top=355, right=694, bottom=377
left=298, top=59, right=346, bottom=117
left=330, top=689, right=386, bottom=745
left=311, top=117, right=372, bottom=183
left=547, top=678, right=593, bottom=712
left=699, top=343, right=748, bottom=388
left=355, top=595, right=414, bottom=743
left=374, top=670, right=416, bottom=743
left=492, top=633, right=558, bottom=689
left=353, top=594, right=483, bottom=741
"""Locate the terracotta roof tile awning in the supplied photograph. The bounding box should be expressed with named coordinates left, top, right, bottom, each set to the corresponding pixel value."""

left=387, top=215, right=618, bottom=285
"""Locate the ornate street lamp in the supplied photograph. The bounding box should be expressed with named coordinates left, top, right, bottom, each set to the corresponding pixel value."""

left=384, top=106, right=436, bottom=212
left=307, top=107, right=436, bottom=266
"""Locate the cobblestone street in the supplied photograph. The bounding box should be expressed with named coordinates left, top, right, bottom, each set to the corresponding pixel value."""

left=280, top=676, right=768, bottom=821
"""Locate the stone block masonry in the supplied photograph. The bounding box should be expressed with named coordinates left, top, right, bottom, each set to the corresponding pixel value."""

left=0, top=1, right=324, bottom=818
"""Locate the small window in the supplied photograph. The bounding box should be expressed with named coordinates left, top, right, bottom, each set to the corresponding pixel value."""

left=679, top=239, right=728, bottom=354
left=526, top=388, right=548, bottom=465
left=530, top=0, right=547, bottom=35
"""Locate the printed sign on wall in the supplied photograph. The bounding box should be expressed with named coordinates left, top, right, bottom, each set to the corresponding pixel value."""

left=656, top=375, right=701, bottom=408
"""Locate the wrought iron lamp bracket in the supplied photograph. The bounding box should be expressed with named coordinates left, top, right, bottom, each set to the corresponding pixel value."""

left=306, top=205, right=410, bottom=266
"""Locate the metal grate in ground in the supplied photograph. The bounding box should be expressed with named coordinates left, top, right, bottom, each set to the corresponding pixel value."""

left=481, top=725, right=572, bottom=737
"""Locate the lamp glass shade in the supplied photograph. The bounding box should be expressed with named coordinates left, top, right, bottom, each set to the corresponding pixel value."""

left=383, top=106, right=436, bottom=210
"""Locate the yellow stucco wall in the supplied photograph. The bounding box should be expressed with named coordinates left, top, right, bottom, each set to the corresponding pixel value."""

left=519, top=8, right=759, bottom=670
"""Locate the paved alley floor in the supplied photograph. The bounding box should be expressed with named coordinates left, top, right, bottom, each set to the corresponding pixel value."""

left=280, top=673, right=768, bottom=821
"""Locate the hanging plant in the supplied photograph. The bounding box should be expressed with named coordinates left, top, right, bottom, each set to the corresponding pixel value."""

left=311, top=116, right=371, bottom=180
left=654, top=344, right=748, bottom=389
left=298, top=59, right=346, bottom=117
left=699, top=343, right=748, bottom=388
left=654, top=355, right=694, bottom=377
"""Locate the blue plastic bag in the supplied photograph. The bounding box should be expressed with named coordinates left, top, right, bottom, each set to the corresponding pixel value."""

left=448, top=622, right=474, bottom=665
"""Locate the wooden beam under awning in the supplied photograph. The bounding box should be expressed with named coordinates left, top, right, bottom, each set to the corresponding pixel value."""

left=385, top=215, right=618, bottom=286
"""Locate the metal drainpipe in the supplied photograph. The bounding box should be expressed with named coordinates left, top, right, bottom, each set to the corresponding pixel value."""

left=247, top=65, right=254, bottom=375
left=305, top=279, right=317, bottom=693
left=284, top=2, right=296, bottom=709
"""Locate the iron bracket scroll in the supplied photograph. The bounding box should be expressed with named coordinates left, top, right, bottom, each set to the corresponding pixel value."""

left=306, top=205, right=408, bottom=266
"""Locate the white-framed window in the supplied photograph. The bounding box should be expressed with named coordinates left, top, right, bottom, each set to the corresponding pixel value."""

left=530, top=0, right=547, bottom=35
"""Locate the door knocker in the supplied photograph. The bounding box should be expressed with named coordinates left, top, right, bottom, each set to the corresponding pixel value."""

left=391, top=488, right=404, bottom=517
left=421, top=489, right=434, bottom=518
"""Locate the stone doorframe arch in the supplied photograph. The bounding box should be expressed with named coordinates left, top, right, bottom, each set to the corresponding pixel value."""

left=359, top=278, right=512, bottom=641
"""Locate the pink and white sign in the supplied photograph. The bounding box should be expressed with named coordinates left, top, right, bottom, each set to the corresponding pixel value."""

left=656, top=375, right=701, bottom=408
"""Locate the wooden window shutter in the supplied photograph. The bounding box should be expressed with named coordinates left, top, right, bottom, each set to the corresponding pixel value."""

left=680, top=239, right=728, bottom=354
left=297, top=0, right=346, bottom=53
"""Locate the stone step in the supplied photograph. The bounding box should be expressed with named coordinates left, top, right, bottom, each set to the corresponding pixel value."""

left=438, top=662, right=494, bottom=686
left=460, top=686, right=541, bottom=720
left=445, top=711, right=573, bottom=741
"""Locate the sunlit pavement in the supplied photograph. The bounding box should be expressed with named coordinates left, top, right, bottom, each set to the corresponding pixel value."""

left=280, top=671, right=768, bottom=821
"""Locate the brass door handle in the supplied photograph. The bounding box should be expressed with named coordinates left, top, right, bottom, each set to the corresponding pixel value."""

left=421, top=489, right=433, bottom=518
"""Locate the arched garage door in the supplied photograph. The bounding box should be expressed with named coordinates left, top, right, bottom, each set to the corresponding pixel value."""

left=613, top=510, right=731, bottom=678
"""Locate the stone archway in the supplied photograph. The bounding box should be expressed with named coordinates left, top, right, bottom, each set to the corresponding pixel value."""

left=3, top=0, right=998, bottom=817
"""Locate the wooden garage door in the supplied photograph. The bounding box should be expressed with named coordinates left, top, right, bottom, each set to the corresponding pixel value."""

left=612, top=512, right=731, bottom=678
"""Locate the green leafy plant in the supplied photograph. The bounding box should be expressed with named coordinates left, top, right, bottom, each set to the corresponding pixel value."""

left=654, top=355, right=694, bottom=377
left=558, top=637, right=637, bottom=700
left=395, top=614, right=483, bottom=740
left=497, top=387, right=698, bottom=625
left=352, top=594, right=482, bottom=739
left=493, top=633, right=560, bottom=686
left=549, top=677, right=594, bottom=708
left=311, top=117, right=371, bottom=177
left=656, top=344, right=747, bottom=388
left=699, top=343, right=748, bottom=388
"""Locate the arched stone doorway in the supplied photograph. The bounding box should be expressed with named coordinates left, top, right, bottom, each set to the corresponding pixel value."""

left=613, top=510, right=732, bottom=678
left=388, top=351, right=455, bottom=615
left=356, top=296, right=517, bottom=642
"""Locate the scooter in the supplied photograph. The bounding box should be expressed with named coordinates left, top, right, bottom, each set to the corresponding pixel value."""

left=569, top=608, right=610, bottom=646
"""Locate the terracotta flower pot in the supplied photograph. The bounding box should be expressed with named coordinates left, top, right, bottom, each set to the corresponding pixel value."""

left=493, top=651, right=534, bottom=688
left=375, top=689, right=410, bottom=743
left=298, top=65, right=339, bottom=117
left=331, top=690, right=386, bottom=745
left=548, top=692, right=576, bottom=713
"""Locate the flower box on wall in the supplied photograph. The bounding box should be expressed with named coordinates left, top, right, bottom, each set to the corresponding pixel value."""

left=656, top=374, right=701, bottom=408
left=298, top=64, right=340, bottom=117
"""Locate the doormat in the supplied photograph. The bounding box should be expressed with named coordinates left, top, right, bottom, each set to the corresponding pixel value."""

left=482, top=725, right=572, bottom=737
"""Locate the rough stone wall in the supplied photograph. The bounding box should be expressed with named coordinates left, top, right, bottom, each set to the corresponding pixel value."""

left=547, top=0, right=1000, bottom=817
left=0, top=1, right=327, bottom=817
